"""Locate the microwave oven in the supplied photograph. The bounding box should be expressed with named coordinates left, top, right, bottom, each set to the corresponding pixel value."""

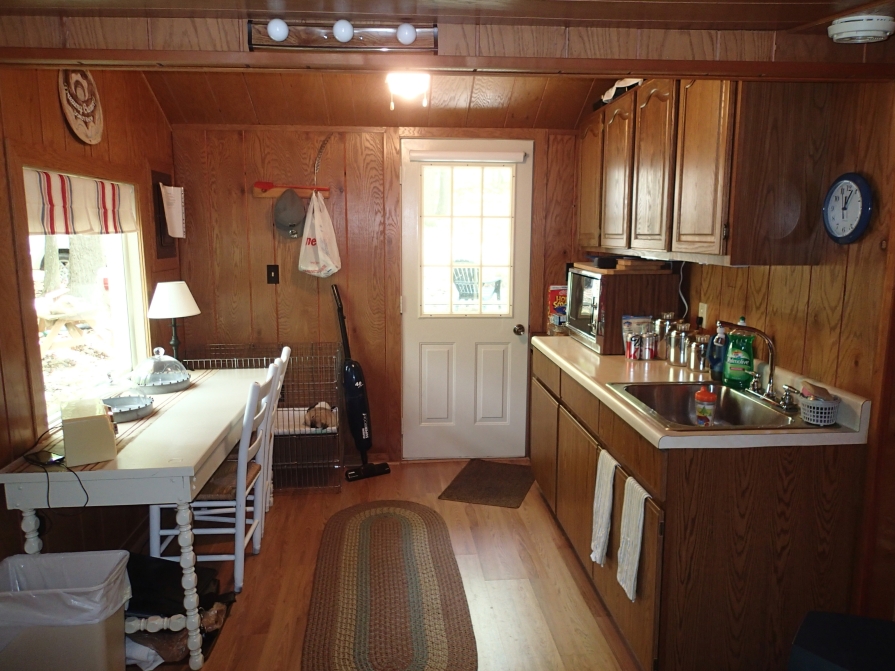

left=565, top=266, right=679, bottom=355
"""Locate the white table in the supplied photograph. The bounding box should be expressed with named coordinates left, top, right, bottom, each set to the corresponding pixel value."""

left=0, top=368, right=266, bottom=670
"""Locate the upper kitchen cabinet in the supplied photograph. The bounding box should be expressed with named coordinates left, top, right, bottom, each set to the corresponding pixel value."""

left=600, top=93, right=635, bottom=249
left=631, top=79, right=678, bottom=252
left=582, top=80, right=839, bottom=266
left=672, top=80, right=736, bottom=256
left=578, top=110, right=604, bottom=249
left=726, top=82, right=834, bottom=266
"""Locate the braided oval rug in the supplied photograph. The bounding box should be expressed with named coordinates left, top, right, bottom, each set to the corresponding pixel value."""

left=302, top=500, right=477, bottom=671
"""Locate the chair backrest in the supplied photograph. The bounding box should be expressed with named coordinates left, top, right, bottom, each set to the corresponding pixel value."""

left=276, top=346, right=291, bottom=400
left=237, top=361, right=280, bottom=470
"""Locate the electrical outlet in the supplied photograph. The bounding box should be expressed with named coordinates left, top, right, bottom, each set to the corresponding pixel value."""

left=698, top=302, right=708, bottom=325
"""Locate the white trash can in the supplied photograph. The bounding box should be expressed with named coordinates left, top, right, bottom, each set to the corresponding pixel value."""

left=0, top=550, right=130, bottom=671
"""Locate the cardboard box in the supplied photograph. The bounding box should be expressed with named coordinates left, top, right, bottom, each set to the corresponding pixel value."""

left=61, top=399, right=117, bottom=467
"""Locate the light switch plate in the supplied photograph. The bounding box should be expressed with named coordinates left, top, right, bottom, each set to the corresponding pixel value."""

left=698, top=302, right=708, bottom=324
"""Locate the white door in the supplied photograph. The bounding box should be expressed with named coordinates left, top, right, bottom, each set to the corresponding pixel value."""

left=401, top=139, right=533, bottom=459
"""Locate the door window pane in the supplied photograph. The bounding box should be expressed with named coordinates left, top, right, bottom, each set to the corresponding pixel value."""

left=481, top=267, right=510, bottom=314
left=452, top=167, right=483, bottom=216
left=483, top=167, right=513, bottom=216
left=422, top=166, right=451, bottom=216
left=422, top=266, right=451, bottom=314
left=419, top=163, right=515, bottom=316
left=481, top=218, right=511, bottom=266
left=452, top=218, right=481, bottom=266
left=422, top=218, right=451, bottom=266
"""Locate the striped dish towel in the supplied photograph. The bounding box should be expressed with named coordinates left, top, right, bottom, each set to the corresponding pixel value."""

left=617, top=476, right=651, bottom=601
left=590, top=449, right=619, bottom=566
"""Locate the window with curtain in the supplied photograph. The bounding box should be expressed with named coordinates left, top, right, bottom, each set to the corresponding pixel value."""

left=23, top=167, right=147, bottom=421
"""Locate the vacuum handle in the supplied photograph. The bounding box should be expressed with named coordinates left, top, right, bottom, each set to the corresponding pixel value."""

left=331, top=285, right=352, bottom=360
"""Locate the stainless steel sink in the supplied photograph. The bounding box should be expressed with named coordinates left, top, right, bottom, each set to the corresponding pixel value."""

left=607, top=382, right=809, bottom=431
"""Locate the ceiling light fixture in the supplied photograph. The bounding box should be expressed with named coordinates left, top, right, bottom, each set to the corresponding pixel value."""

left=828, top=15, right=895, bottom=43
left=396, top=23, right=417, bottom=45
left=333, top=19, right=354, bottom=43
left=266, top=18, right=289, bottom=42
left=386, top=72, right=430, bottom=110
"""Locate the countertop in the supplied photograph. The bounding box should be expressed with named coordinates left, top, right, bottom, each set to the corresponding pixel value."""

left=532, top=336, right=871, bottom=449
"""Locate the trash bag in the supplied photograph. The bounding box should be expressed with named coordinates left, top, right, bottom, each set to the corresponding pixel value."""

left=298, top=191, right=341, bottom=277
left=0, top=550, right=131, bottom=652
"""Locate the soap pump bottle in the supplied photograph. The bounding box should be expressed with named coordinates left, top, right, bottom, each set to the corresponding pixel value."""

left=708, top=322, right=727, bottom=381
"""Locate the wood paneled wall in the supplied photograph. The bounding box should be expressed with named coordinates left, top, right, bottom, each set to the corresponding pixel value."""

left=2, top=15, right=895, bottom=67
left=173, top=125, right=577, bottom=463
left=686, top=82, right=895, bottom=617
left=0, top=15, right=246, bottom=51
left=439, top=24, right=895, bottom=64
left=0, top=68, right=174, bottom=559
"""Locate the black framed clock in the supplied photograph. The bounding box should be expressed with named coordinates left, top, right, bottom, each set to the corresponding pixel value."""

left=822, top=172, right=873, bottom=245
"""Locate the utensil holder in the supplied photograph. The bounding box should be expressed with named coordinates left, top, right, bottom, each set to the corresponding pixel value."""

left=799, top=395, right=841, bottom=426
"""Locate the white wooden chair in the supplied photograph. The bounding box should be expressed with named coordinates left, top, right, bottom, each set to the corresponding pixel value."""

left=264, top=346, right=290, bottom=516
left=148, top=361, right=279, bottom=593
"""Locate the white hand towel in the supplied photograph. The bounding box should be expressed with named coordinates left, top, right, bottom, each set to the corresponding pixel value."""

left=590, top=449, right=619, bottom=565
left=617, top=476, right=651, bottom=602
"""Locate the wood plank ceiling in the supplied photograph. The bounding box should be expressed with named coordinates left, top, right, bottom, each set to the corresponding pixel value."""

left=2, top=0, right=893, bottom=31
left=144, top=71, right=616, bottom=129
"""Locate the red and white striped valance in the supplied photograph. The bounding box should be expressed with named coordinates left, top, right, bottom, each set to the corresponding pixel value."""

left=24, top=168, right=137, bottom=235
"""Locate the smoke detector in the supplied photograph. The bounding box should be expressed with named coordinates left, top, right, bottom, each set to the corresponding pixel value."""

left=828, top=15, right=895, bottom=43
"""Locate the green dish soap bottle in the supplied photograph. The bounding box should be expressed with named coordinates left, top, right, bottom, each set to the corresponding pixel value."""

left=722, top=316, right=755, bottom=390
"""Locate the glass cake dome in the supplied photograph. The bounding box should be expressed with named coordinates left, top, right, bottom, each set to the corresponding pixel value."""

left=131, top=347, right=191, bottom=394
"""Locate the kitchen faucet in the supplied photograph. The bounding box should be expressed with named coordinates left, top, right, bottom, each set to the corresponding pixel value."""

left=717, top=320, right=798, bottom=412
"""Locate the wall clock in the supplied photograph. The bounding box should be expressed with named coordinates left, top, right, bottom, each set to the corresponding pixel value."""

left=822, top=172, right=872, bottom=245
left=58, top=69, right=104, bottom=145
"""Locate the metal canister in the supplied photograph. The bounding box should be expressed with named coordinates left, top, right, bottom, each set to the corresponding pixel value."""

left=666, top=323, right=691, bottom=367
left=641, top=332, right=658, bottom=360
left=688, top=334, right=711, bottom=372
left=653, top=312, right=676, bottom=359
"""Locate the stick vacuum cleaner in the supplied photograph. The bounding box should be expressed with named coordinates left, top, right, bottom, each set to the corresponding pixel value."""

left=332, top=285, right=391, bottom=482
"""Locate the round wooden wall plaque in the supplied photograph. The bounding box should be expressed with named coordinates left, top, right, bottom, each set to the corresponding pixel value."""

left=58, top=69, right=104, bottom=145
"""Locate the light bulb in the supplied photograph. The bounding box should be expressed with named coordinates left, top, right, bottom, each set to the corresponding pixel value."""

left=396, top=23, right=417, bottom=45
left=333, top=19, right=354, bottom=43
left=385, top=72, right=431, bottom=101
left=266, top=18, right=289, bottom=42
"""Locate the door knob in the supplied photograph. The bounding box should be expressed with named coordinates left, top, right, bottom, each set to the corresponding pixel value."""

left=513, top=324, right=525, bottom=335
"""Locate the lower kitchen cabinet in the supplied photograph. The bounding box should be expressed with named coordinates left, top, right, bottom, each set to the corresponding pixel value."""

left=591, top=466, right=663, bottom=671
left=530, top=346, right=864, bottom=671
left=529, top=378, right=559, bottom=511
left=556, top=407, right=598, bottom=567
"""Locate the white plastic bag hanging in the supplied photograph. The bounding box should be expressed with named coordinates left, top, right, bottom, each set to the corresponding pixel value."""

left=298, top=191, right=341, bottom=277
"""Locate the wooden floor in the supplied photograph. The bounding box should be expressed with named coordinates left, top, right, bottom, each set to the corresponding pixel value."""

left=169, top=460, right=639, bottom=671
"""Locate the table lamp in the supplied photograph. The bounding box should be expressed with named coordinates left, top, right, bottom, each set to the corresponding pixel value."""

left=147, top=281, right=200, bottom=360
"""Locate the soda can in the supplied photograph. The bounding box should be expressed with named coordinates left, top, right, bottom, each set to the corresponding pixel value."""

left=625, top=333, right=642, bottom=360
left=641, top=332, right=658, bottom=360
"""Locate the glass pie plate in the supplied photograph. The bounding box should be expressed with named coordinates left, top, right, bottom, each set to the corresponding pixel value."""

left=130, top=347, right=191, bottom=394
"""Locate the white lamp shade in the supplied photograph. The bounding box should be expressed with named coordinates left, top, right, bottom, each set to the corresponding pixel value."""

left=147, top=281, right=201, bottom=319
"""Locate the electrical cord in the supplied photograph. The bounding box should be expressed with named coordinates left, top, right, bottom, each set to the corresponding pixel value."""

left=678, top=261, right=689, bottom=320
left=23, top=425, right=90, bottom=510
